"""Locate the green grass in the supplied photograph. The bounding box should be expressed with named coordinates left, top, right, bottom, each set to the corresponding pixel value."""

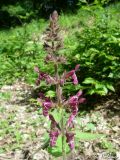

left=0, top=92, right=12, bottom=101
left=0, top=106, right=42, bottom=153
left=0, top=2, right=120, bottom=87
left=0, top=18, right=48, bottom=86
left=0, top=19, right=47, bottom=40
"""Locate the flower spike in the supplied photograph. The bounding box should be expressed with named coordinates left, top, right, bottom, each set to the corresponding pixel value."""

left=35, top=11, right=86, bottom=152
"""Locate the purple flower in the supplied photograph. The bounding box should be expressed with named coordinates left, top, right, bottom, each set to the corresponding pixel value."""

left=59, top=79, right=64, bottom=85
left=49, top=130, right=60, bottom=147
left=66, top=91, right=85, bottom=127
left=75, top=64, right=80, bottom=71
left=72, top=73, right=78, bottom=85
left=43, top=100, right=52, bottom=117
left=79, top=98, right=86, bottom=104
left=76, top=90, right=82, bottom=96
left=65, top=64, right=80, bottom=85
left=45, top=54, right=53, bottom=62
left=45, top=76, right=56, bottom=84
left=49, top=114, right=59, bottom=129
left=50, top=10, right=58, bottom=22
left=66, top=132, right=75, bottom=150
left=34, top=66, right=40, bottom=73
left=69, top=90, right=85, bottom=107
left=67, top=106, right=78, bottom=128
left=69, top=95, right=78, bottom=107
left=39, top=92, right=45, bottom=99
left=34, top=66, right=56, bottom=85
left=48, top=114, right=61, bottom=147
left=34, top=66, right=47, bottom=85
left=65, top=70, right=74, bottom=79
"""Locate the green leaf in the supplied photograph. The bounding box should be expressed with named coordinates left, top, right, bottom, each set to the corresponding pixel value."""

left=95, top=83, right=104, bottom=89
left=46, top=90, right=56, bottom=98
left=85, top=123, right=96, bottom=131
left=50, top=109, right=62, bottom=123
left=93, top=89, right=107, bottom=96
left=103, top=86, right=108, bottom=94
left=79, top=0, right=87, bottom=4
left=108, top=73, right=114, bottom=78
left=87, top=89, right=95, bottom=95
left=75, top=131, right=105, bottom=141
left=100, top=140, right=116, bottom=152
left=83, top=77, right=96, bottom=85
left=47, top=135, right=70, bottom=157
left=106, top=84, right=115, bottom=92
left=0, top=148, right=5, bottom=154
left=0, top=92, right=11, bottom=100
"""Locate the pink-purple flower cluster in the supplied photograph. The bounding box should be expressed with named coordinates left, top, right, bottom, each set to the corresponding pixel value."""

left=65, top=90, right=85, bottom=149
left=35, top=64, right=80, bottom=87
left=49, top=130, right=60, bottom=147
left=35, top=65, right=85, bottom=150
left=66, top=132, right=75, bottom=150
left=65, top=64, right=80, bottom=85
left=37, top=93, right=61, bottom=147
left=43, top=100, right=52, bottom=117
left=49, top=114, right=60, bottom=147
left=34, top=66, right=56, bottom=85
left=67, top=91, right=86, bottom=128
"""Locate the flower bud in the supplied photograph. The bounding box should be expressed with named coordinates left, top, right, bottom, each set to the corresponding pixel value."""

left=49, top=130, right=60, bottom=147
left=66, top=132, right=75, bottom=150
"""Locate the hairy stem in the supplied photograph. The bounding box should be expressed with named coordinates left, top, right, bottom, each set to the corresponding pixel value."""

left=54, top=63, right=66, bottom=160
left=61, top=108, right=66, bottom=160
left=54, top=63, right=62, bottom=105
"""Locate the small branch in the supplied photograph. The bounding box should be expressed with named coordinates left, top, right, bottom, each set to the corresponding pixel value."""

left=0, top=156, right=12, bottom=160
left=26, top=139, right=50, bottom=160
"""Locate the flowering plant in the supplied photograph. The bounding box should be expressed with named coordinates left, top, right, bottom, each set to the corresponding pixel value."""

left=35, top=11, right=85, bottom=160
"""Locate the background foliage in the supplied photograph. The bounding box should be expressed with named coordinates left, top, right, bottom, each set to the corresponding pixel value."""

left=64, top=4, right=120, bottom=95
left=0, top=0, right=120, bottom=96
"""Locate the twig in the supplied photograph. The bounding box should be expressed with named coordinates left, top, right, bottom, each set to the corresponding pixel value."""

left=26, top=139, right=50, bottom=160
left=0, top=155, right=12, bottom=160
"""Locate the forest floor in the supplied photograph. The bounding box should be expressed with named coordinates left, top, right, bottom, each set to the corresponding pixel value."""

left=0, top=81, right=120, bottom=160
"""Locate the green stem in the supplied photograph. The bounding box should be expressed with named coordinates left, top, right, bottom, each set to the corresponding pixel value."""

left=54, top=56, right=66, bottom=160
left=61, top=108, right=66, bottom=160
